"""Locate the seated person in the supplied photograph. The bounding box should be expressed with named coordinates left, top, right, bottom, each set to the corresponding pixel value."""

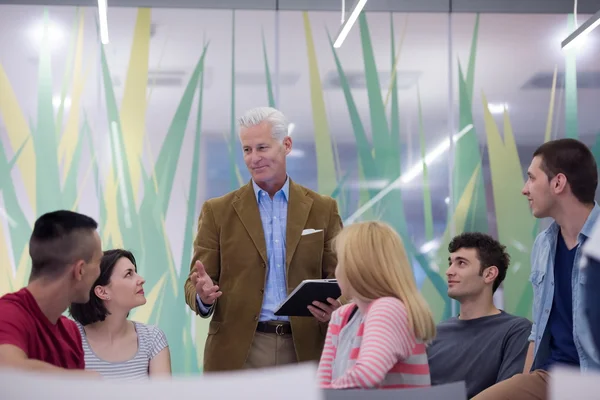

left=0, top=210, right=102, bottom=374
left=427, top=232, right=532, bottom=398
left=69, top=249, right=171, bottom=380
left=317, top=221, right=436, bottom=389
left=582, top=218, right=600, bottom=355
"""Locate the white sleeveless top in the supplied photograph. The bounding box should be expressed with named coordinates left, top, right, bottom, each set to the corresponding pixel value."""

left=76, top=321, right=168, bottom=380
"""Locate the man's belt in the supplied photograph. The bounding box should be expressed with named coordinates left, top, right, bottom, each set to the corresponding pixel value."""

left=256, top=321, right=292, bottom=336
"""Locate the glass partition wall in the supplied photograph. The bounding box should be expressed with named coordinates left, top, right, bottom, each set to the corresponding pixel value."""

left=0, top=2, right=599, bottom=373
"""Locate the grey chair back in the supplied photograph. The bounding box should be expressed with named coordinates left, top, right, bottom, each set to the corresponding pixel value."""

left=323, top=381, right=467, bottom=400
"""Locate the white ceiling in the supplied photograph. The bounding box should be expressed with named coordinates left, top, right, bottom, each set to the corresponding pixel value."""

left=2, top=0, right=600, bottom=14
left=0, top=4, right=599, bottom=154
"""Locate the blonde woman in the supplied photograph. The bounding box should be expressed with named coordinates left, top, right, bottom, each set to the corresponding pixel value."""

left=317, top=221, right=436, bottom=389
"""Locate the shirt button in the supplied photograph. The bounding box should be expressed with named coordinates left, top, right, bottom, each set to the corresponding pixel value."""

left=254, top=316, right=258, bottom=321
left=545, top=309, right=550, bottom=314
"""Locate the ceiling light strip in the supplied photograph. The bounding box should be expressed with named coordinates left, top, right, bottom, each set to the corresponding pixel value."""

left=344, top=124, right=473, bottom=225
left=98, top=0, right=109, bottom=44
left=333, top=0, right=368, bottom=48
left=561, top=8, right=600, bottom=50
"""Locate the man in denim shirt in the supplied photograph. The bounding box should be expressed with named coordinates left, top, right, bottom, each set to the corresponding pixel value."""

left=582, top=218, right=600, bottom=355
left=474, top=139, right=600, bottom=400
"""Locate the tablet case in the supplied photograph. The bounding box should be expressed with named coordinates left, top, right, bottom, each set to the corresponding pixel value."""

left=274, top=279, right=342, bottom=317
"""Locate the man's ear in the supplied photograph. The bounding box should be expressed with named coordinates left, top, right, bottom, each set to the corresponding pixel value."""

left=282, top=136, right=293, bottom=155
left=483, top=265, right=499, bottom=285
left=553, top=173, right=568, bottom=194
left=72, top=260, right=85, bottom=282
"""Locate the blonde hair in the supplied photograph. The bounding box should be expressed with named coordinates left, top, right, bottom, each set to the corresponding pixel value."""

left=334, top=221, right=436, bottom=343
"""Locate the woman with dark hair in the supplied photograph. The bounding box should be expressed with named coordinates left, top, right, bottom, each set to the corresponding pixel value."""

left=69, top=249, right=171, bottom=380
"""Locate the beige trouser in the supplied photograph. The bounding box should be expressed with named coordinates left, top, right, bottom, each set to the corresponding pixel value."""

left=472, top=370, right=550, bottom=400
left=243, top=330, right=297, bottom=369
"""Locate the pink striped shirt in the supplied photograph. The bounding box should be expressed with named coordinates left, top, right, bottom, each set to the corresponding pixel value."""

left=317, top=297, right=431, bottom=389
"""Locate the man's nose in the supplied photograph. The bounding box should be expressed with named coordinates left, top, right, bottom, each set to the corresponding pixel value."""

left=250, top=152, right=261, bottom=164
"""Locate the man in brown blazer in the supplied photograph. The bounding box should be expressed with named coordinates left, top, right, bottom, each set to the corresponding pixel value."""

left=184, top=107, right=343, bottom=372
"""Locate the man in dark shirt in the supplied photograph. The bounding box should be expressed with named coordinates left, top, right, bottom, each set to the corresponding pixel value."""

left=427, top=232, right=531, bottom=398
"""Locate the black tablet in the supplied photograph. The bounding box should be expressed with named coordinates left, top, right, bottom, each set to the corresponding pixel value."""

left=274, top=279, right=342, bottom=317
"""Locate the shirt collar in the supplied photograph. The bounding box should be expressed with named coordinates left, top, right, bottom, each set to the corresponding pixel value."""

left=546, top=201, right=600, bottom=239
left=581, top=202, right=600, bottom=238
left=252, top=176, right=290, bottom=202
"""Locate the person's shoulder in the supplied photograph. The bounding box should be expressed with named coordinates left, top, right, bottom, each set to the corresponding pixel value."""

left=204, top=186, right=247, bottom=207
left=0, top=288, right=29, bottom=303
left=132, top=321, right=167, bottom=341
left=58, top=317, right=83, bottom=339
left=332, top=303, right=356, bottom=320
left=0, top=289, right=32, bottom=320
left=369, top=297, right=407, bottom=315
left=199, top=184, right=253, bottom=219
left=498, top=312, right=532, bottom=330
left=436, top=316, right=460, bottom=329
left=532, top=223, right=557, bottom=251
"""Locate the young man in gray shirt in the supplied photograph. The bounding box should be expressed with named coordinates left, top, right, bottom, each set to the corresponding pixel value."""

left=427, top=232, right=532, bottom=399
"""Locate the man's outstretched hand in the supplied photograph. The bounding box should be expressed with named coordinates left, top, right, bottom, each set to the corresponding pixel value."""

left=190, top=260, right=222, bottom=305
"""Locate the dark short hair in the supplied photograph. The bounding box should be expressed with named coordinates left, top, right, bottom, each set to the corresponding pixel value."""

left=29, top=210, right=98, bottom=280
left=69, top=249, right=137, bottom=325
left=448, top=232, right=510, bottom=293
left=533, top=138, right=598, bottom=204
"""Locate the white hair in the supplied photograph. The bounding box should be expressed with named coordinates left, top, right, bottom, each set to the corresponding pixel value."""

left=237, top=107, right=290, bottom=141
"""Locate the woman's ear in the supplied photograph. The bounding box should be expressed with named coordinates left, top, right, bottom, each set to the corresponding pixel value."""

left=94, top=285, right=110, bottom=301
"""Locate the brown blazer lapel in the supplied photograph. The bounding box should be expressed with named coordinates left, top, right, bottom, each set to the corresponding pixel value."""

left=285, top=180, right=313, bottom=270
left=232, top=183, right=268, bottom=264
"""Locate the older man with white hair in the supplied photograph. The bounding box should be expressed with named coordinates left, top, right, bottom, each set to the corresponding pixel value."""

left=184, top=107, right=343, bottom=372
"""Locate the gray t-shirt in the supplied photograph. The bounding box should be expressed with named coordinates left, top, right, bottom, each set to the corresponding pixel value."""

left=76, top=321, right=168, bottom=380
left=427, top=311, right=532, bottom=398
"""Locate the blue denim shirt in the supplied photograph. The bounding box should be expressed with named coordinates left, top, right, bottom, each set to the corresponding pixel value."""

left=529, top=203, right=600, bottom=372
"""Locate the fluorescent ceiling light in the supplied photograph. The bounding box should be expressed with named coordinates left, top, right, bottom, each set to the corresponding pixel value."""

left=333, top=0, right=368, bottom=48
left=399, top=124, right=473, bottom=185
left=487, top=103, right=507, bottom=115
left=561, top=8, right=600, bottom=50
left=344, top=124, right=473, bottom=225
left=52, top=95, right=71, bottom=109
left=420, top=239, right=440, bottom=254
left=31, top=21, right=63, bottom=50
left=347, top=179, right=390, bottom=190
left=98, top=0, right=109, bottom=44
